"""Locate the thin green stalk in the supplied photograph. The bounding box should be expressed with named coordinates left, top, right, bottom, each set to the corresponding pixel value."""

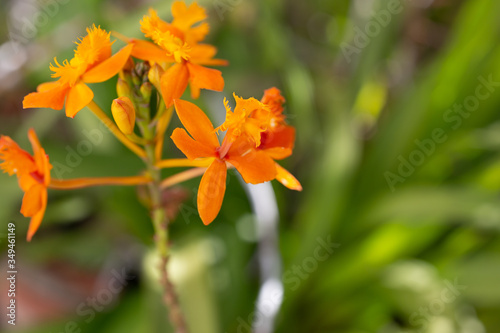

left=138, top=116, right=188, bottom=333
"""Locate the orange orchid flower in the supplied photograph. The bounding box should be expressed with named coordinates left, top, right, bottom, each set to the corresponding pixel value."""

left=257, top=87, right=302, bottom=191
left=0, top=129, right=52, bottom=241
left=171, top=99, right=276, bottom=225
left=214, top=88, right=301, bottom=190
left=23, top=25, right=133, bottom=118
left=255, top=87, right=295, bottom=158
left=130, top=2, right=228, bottom=107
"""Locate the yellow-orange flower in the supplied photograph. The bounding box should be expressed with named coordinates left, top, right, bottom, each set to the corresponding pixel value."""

left=23, top=25, right=133, bottom=118
left=0, top=129, right=52, bottom=241
left=256, top=87, right=294, bottom=157
left=257, top=88, right=302, bottom=191
left=130, top=2, right=228, bottom=107
left=171, top=99, right=276, bottom=225
left=216, top=88, right=301, bottom=191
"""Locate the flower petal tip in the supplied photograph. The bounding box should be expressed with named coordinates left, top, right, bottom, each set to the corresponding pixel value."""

left=201, top=217, right=213, bottom=226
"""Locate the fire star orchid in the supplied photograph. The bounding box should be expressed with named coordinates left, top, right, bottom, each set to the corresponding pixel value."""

left=170, top=90, right=301, bottom=225
left=23, top=25, right=133, bottom=118
left=0, top=129, right=51, bottom=241
left=257, top=87, right=302, bottom=191
left=214, top=87, right=301, bottom=191
left=129, top=1, right=228, bottom=107
left=0, top=129, right=151, bottom=241
left=171, top=98, right=277, bottom=224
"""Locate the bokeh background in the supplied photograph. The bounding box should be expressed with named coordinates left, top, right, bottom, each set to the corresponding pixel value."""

left=1, top=0, right=500, bottom=332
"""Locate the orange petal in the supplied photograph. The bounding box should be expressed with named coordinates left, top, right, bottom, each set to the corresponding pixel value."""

left=174, top=99, right=219, bottom=149
left=130, top=39, right=173, bottom=63
left=187, top=63, right=224, bottom=99
left=27, top=128, right=41, bottom=156
left=20, top=183, right=44, bottom=217
left=226, top=146, right=277, bottom=184
left=189, top=44, right=229, bottom=66
left=37, top=81, right=62, bottom=92
left=172, top=1, right=207, bottom=31
left=194, top=58, right=229, bottom=67
left=18, top=174, right=38, bottom=193
left=27, top=129, right=44, bottom=172
left=0, top=135, right=35, bottom=176
left=23, top=83, right=69, bottom=110
left=41, top=149, right=52, bottom=186
left=189, top=44, right=217, bottom=60
left=161, top=63, right=189, bottom=108
left=261, top=125, right=295, bottom=150
left=275, top=163, right=302, bottom=191
left=171, top=128, right=215, bottom=159
left=197, top=159, right=226, bottom=225
left=26, top=186, right=47, bottom=242
left=82, top=44, right=134, bottom=83
left=65, top=83, right=94, bottom=118
left=185, top=22, right=210, bottom=44
left=28, top=129, right=52, bottom=185
left=261, top=147, right=293, bottom=160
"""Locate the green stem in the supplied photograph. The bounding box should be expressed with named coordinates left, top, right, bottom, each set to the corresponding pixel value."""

left=138, top=117, right=188, bottom=333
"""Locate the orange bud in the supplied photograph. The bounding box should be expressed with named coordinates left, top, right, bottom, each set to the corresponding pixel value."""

left=111, top=97, right=136, bottom=135
left=116, top=77, right=132, bottom=98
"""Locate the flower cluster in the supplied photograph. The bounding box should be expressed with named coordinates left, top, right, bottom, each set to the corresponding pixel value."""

left=129, top=2, right=227, bottom=107
left=1, top=1, right=301, bottom=241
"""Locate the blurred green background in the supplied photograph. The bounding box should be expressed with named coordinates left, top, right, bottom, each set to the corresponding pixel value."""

left=1, top=0, right=500, bottom=332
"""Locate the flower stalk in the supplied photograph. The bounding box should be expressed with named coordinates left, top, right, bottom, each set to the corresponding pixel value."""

left=129, top=63, right=188, bottom=332
left=49, top=176, right=151, bottom=189
left=143, top=121, right=188, bottom=333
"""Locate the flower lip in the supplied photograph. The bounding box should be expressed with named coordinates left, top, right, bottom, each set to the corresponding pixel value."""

left=50, top=25, right=113, bottom=87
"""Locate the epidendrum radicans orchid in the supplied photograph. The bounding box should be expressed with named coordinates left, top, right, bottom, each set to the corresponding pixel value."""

left=1, top=1, right=301, bottom=331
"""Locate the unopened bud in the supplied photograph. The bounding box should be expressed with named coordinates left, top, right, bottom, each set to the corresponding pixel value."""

left=111, top=97, right=136, bottom=135
left=140, top=82, right=153, bottom=102
left=131, top=69, right=141, bottom=87
left=116, top=78, right=132, bottom=99
left=148, top=64, right=165, bottom=91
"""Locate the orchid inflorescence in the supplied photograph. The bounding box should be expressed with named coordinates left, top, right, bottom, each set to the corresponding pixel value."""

left=2, top=0, right=301, bottom=240
left=1, top=1, right=301, bottom=328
